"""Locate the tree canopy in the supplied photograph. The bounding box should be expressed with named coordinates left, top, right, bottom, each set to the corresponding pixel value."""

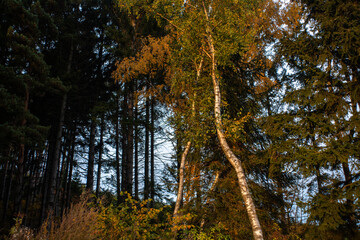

left=0, top=0, right=359, bottom=239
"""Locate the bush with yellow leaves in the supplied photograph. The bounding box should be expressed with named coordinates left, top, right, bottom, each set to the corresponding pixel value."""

left=8, top=193, right=230, bottom=240
left=97, top=192, right=172, bottom=239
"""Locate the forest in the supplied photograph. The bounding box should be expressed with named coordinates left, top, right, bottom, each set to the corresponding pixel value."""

left=0, top=0, right=359, bottom=239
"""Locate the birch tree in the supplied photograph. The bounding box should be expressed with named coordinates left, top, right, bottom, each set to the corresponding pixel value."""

left=149, top=0, right=283, bottom=238
left=114, top=1, right=284, bottom=238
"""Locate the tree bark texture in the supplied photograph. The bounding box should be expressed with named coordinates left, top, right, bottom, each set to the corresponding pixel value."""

left=173, top=141, right=191, bottom=217
left=204, top=4, right=264, bottom=239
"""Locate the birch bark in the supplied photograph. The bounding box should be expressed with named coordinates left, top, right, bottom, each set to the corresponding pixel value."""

left=203, top=3, right=264, bottom=239
left=173, top=57, right=203, bottom=218
left=173, top=140, right=191, bottom=217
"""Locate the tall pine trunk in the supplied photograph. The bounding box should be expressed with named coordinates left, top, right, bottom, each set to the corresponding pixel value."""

left=86, top=118, right=96, bottom=191
left=57, top=132, right=69, bottom=202
left=42, top=39, right=72, bottom=220
left=134, top=82, right=139, bottom=199
left=66, top=126, right=76, bottom=210
left=126, top=83, right=134, bottom=195
left=42, top=92, right=67, bottom=219
left=15, top=85, right=29, bottom=214
left=95, top=26, right=105, bottom=198
left=96, top=114, right=105, bottom=198
left=150, top=98, right=155, bottom=202
left=116, top=92, right=121, bottom=201
left=2, top=163, right=14, bottom=221
left=144, top=85, right=150, bottom=199
left=61, top=128, right=74, bottom=215
left=121, top=83, right=133, bottom=196
left=0, top=154, right=9, bottom=201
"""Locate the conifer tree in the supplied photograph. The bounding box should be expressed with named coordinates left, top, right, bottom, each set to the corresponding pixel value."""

left=264, top=0, right=360, bottom=238
left=0, top=0, right=63, bottom=222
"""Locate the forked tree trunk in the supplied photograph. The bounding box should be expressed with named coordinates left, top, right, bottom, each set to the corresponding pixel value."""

left=204, top=5, right=263, bottom=239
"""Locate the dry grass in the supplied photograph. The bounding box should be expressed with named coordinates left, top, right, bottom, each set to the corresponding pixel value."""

left=9, top=194, right=220, bottom=240
left=10, top=196, right=99, bottom=240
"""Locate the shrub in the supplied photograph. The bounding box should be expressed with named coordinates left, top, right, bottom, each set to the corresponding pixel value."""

left=8, top=193, right=230, bottom=240
left=97, top=192, right=171, bottom=239
left=9, top=196, right=99, bottom=240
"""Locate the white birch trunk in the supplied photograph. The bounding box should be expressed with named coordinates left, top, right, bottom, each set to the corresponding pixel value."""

left=173, top=57, right=204, bottom=218
left=173, top=140, right=191, bottom=217
left=203, top=3, right=264, bottom=239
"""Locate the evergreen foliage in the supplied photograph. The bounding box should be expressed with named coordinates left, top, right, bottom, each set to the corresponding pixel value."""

left=262, top=0, right=360, bottom=238
left=0, top=0, right=359, bottom=239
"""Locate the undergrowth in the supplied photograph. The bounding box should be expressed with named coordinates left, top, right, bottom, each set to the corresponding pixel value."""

left=8, top=193, right=230, bottom=240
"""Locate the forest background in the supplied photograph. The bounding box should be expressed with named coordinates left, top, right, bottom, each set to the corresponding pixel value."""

left=0, top=0, right=359, bottom=239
